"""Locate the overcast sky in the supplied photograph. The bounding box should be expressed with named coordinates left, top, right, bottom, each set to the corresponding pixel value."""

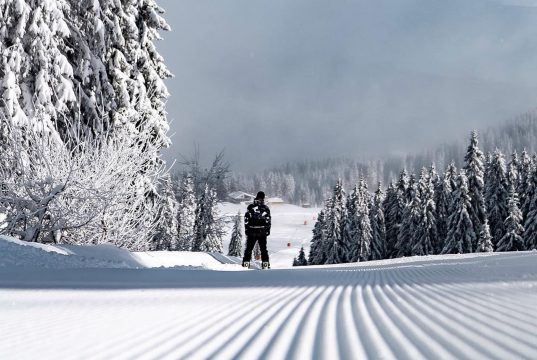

left=157, top=0, right=537, bottom=171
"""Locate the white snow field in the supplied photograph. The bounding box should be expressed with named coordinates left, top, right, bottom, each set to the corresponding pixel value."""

left=1, top=203, right=537, bottom=359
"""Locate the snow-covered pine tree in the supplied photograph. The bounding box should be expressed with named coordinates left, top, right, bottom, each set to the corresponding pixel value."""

left=324, top=179, right=347, bottom=264
left=343, top=184, right=359, bottom=262
left=370, top=183, right=386, bottom=260
left=412, top=168, right=437, bottom=256
left=477, top=219, right=494, bottom=253
left=485, top=150, right=509, bottom=247
left=293, top=246, right=308, bottom=266
left=1, top=0, right=172, bottom=170
left=463, top=131, right=486, bottom=251
left=496, top=182, right=525, bottom=252
left=523, top=188, right=537, bottom=250
left=351, top=179, right=373, bottom=262
left=518, top=149, right=532, bottom=221
left=0, top=0, right=75, bottom=134
left=394, top=174, right=420, bottom=257
left=382, top=182, right=397, bottom=257
left=309, top=209, right=327, bottom=265
left=383, top=170, right=408, bottom=258
left=228, top=211, right=243, bottom=257
left=192, top=185, right=223, bottom=253
left=176, top=175, right=197, bottom=251
left=151, top=174, right=179, bottom=250
left=442, top=171, right=475, bottom=254
left=434, top=170, right=454, bottom=253
left=522, top=161, right=537, bottom=225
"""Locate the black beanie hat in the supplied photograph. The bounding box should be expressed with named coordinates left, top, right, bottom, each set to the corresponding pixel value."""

left=256, top=191, right=265, bottom=200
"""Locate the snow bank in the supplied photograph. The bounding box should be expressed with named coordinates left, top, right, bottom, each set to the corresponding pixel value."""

left=0, top=236, right=131, bottom=270
left=0, top=236, right=244, bottom=271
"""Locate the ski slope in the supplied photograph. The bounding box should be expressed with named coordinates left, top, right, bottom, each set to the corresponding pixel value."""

left=1, top=246, right=537, bottom=359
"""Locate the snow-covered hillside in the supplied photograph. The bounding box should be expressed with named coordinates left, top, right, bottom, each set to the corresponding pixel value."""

left=1, top=233, right=537, bottom=359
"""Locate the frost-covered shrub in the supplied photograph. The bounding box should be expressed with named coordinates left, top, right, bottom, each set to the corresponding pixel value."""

left=0, top=120, right=165, bottom=250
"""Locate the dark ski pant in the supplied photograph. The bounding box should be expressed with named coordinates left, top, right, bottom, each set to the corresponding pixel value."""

left=243, top=232, right=269, bottom=262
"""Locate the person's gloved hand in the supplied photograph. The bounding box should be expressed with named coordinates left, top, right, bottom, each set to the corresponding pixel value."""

left=266, top=230, right=270, bottom=236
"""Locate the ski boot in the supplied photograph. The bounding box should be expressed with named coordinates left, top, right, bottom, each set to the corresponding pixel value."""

left=242, top=261, right=250, bottom=268
left=262, top=262, right=270, bottom=270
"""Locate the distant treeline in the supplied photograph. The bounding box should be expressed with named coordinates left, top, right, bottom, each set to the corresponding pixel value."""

left=301, top=131, right=536, bottom=266
left=229, top=110, right=537, bottom=206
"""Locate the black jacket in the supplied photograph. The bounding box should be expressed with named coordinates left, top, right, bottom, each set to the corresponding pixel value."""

left=244, top=200, right=271, bottom=236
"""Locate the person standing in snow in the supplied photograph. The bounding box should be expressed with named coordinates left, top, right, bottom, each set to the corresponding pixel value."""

left=242, top=191, right=272, bottom=269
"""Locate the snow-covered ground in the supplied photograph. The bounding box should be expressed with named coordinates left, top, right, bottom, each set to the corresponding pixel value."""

left=2, top=203, right=537, bottom=359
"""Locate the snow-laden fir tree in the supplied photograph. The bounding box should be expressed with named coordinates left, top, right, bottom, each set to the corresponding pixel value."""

left=324, top=180, right=347, bottom=264
left=442, top=171, right=475, bottom=254
left=228, top=211, right=243, bottom=257
left=394, top=174, right=420, bottom=257
left=496, top=182, right=525, bottom=252
left=0, top=0, right=75, bottom=134
left=293, top=246, right=308, bottom=266
left=485, top=150, right=509, bottom=246
left=309, top=209, right=326, bottom=265
left=523, top=187, right=537, bottom=250
left=350, top=179, right=373, bottom=262
left=522, top=163, right=537, bottom=225
left=463, top=131, right=486, bottom=251
left=434, top=170, right=454, bottom=253
left=477, top=219, right=494, bottom=253
left=0, top=0, right=171, bottom=152
left=151, top=174, right=179, bottom=250
left=382, top=182, right=398, bottom=258
left=508, top=152, right=520, bottom=186
left=518, top=149, right=533, bottom=221
left=383, top=170, right=408, bottom=257
left=370, top=183, right=386, bottom=260
left=192, top=185, right=223, bottom=253
left=176, top=175, right=197, bottom=251
left=343, top=184, right=360, bottom=262
left=412, top=168, right=437, bottom=256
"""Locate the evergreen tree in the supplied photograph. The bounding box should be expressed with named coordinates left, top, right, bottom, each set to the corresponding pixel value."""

left=192, top=185, right=223, bottom=253
left=382, top=182, right=398, bottom=257
left=442, top=171, right=475, bottom=254
left=151, top=174, right=179, bottom=250
left=228, top=211, right=243, bottom=257
left=384, top=170, right=408, bottom=257
left=309, top=209, right=327, bottom=265
left=477, top=219, right=494, bottom=253
left=413, top=168, right=437, bottom=256
left=485, top=150, right=509, bottom=246
left=342, top=184, right=359, bottom=261
left=350, top=179, right=373, bottom=262
left=0, top=0, right=172, bottom=152
left=496, top=183, right=525, bottom=252
left=370, top=183, right=386, bottom=260
left=176, top=175, right=197, bottom=251
left=518, top=149, right=533, bottom=221
left=522, top=163, right=537, bottom=224
left=463, top=131, right=486, bottom=251
left=394, top=174, right=420, bottom=257
left=523, top=190, right=537, bottom=250
left=324, top=180, right=347, bottom=264
left=293, top=246, right=308, bottom=266
left=435, top=171, right=453, bottom=253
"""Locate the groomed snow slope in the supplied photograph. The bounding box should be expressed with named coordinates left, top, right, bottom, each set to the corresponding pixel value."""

left=2, top=251, right=537, bottom=359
